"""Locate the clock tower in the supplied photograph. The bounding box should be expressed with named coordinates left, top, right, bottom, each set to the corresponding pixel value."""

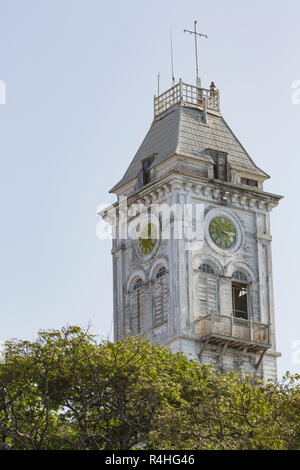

left=100, top=79, right=282, bottom=380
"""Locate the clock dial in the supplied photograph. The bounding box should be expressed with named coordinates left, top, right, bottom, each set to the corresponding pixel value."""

left=138, top=223, right=157, bottom=255
left=209, top=216, right=236, bottom=250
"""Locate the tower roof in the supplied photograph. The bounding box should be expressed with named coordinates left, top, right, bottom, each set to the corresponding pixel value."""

left=110, top=81, right=268, bottom=193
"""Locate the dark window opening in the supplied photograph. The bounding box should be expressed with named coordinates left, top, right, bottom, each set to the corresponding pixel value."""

left=232, top=282, right=249, bottom=319
left=156, top=266, right=167, bottom=279
left=199, top=263, right=215, bottom=275
left=133, top=278, right=143, bottom=290
left=241, top=177, right=258, bottom=188
left=232, top=271, right=248, bottom=282
left=142, top=156, right=154, bottom=186
left=205, top=149, right=229, bottom=182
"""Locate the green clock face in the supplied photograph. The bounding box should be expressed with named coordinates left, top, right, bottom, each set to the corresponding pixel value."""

left=209, top=216, right=236, bottom=250
left=138, top=223, right=158, bottom=256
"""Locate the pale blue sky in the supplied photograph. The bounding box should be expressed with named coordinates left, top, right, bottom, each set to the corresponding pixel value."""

left=0, top=0, right=299, bottom=376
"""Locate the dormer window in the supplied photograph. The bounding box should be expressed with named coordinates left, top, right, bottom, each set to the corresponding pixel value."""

left=136, top=156, right=155, bottom=190
left=142, top=156, right=154, bottom=186
left=206, top=149, right=229, bottom=182
left=241, top=177, right=258, bottom=188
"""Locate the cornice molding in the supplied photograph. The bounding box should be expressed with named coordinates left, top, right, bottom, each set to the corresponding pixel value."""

left=101, top=173, right=281, bottom=224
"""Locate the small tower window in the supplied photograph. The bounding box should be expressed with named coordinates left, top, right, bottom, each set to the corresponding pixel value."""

left=199, top=263, right=215, bottom=275
left=232, top=271, right=249, bottom=320
left=232, top=271, right=248, bottom=282
left=133, top=278, right=143, bottom=290
left=241, top=177, right=258, bottom=188
left=142, top=156, right=154, bottom=186
left=156, top=266, right=167, bottom=279
left=205, top=149, right=229, bottom=182
left=135, top=156, right=155, bottom=190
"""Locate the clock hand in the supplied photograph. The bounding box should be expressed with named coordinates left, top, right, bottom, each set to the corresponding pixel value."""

left=222, top=230, right=234, bottom=235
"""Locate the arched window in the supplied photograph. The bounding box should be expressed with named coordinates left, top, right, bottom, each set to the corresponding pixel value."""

left=199, top=263, right=215, bottom=275
left=232, top=271, right=248, bottom=282
left=133, top=278, right=143, bottom=290
left=195, top=263, right=218, bottom=316
left=131, top=278, right=144, bottom=334
left=156, top=266, right=167, bottom=279
left=153, top=266, right=168, bottom=326
left=232, top=271, right=249, bottom=320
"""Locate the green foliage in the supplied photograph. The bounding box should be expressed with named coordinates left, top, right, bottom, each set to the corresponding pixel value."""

left=0, top=326, right=298, bottom=450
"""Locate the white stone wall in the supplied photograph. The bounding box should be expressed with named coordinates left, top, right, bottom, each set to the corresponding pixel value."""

left=110, top=172, right=280, bottom=380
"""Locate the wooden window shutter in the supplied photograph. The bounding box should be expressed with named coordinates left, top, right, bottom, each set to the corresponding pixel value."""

left=195, top=273, right=208, bottom=316
left=195, top=273, right=218, bottom=316
left=207, top=274, right=218, bottom=314
left=154, top=272, right=169, bottom=325
left=131, top=287, right=144, bottom=334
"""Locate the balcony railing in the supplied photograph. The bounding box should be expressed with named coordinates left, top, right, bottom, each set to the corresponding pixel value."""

left=154, top=80, right=220, bottom=118
left=195, top=313, right=270, bottom=352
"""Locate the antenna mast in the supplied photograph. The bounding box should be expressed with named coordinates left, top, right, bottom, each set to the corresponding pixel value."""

left=184, top=20, right=207, bottom=87
left=170, top=29, right=175, bottom=86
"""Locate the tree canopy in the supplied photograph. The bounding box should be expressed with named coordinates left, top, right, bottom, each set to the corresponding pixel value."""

left=0, top=326, right=299, bottom=450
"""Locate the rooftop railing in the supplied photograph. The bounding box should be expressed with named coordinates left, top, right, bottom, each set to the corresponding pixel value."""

left=154, top=80, right=220, bottom=118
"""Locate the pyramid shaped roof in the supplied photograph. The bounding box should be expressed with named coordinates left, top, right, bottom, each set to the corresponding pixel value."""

left=111, top=92, right=268, bottom=193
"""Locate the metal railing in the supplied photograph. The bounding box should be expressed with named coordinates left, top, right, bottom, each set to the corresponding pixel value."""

left=195, top=313, right=270, bottom=344
left=154, top=80, right=220, bottom=118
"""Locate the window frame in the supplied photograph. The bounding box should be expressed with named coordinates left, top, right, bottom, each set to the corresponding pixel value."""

left=131, top=278, right=144, bottom=334
left=241, top=177, right=258, bottom=188
left=153, top=266, right=169, bottom=327
left=142, top=156, right=154, bottom=186
left=232, top=276, right=250, bottom=320
left=199, top=263, right=215, bottom=275
left=205, top=148, right=230, bottom=182
left=197, top=263, right=219, bottom=315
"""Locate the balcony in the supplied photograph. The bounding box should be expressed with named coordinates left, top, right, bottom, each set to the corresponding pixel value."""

left=195, top=313, right=270, bottom=362
left=154, top=80, right=220, bottom=118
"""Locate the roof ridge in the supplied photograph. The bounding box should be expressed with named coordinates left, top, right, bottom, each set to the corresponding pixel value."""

left=110, top=104, right=181, bottom=193
left=220, top=116, right=269, bottom=178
